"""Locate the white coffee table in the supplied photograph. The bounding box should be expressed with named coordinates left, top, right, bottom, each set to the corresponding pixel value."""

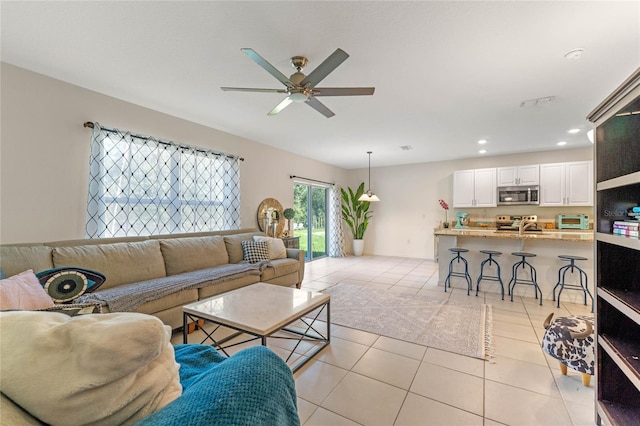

left=182, top=282, right=330, bottom=372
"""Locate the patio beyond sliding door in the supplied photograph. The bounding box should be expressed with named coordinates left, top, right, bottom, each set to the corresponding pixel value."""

left=293, top=183, right=327, bottom=261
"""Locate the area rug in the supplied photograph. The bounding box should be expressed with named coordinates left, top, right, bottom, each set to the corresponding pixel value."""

left=321, top=284, right=493, bottom=360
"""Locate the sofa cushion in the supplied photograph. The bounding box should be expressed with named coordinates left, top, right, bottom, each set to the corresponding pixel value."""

left=0, top=311, right=181, bottom=426
left=52, top=240, right=166, bottom=289
left=0, top=245, right=53, bottom=278
left=253, top=236, right=287, bottom=260
left=160, top=236, right=228, bottom=276
left=223, top=232, right=264, bottom=264
left=0, top=270, right=55, bottom=311
left=260, top=258, right=300, bottom=282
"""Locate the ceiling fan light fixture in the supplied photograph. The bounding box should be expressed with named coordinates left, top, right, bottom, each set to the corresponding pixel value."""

left=289, top=91, right=309, bottom=102
left=359, top=151, right=380, bottom=202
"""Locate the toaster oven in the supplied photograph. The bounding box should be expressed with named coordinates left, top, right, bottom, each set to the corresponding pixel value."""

left=557, top=214, right=590, bottom=230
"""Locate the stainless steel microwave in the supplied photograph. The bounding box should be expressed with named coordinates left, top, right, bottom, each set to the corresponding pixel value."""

left=497, top=186, right=539, bottom=205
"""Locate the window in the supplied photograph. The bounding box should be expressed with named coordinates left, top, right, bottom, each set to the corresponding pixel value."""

left=293, top=182, right=328, bottom=260
left=86, top=123, right=241, bottom=238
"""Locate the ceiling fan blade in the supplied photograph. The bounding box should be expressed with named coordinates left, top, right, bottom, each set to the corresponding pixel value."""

left=268, top=97, right=294, bottom=116
left=312, top=87, right=375, bottom=96
left=305, top=96, right=335, bottom=118
left=221, top=87, right=288, bottom=93
left=300, top=48, right=349, bottom=88
left=241, top=48, right=294, bottom=88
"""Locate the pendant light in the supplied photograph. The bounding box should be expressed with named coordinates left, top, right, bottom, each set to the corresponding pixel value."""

left=358, top=151, right=380, bottom=202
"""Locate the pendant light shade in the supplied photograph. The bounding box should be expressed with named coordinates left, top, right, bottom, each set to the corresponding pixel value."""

left=358, top=151, right=380, bottom=202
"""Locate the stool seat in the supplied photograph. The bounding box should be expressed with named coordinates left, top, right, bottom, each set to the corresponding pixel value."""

left=558, top=255, right=588, bottom=261
left=479, top=250, right=502, bottom=255
left=511, top=252, right=536, bottom=258
left=449, top=248, right=469, bottom=253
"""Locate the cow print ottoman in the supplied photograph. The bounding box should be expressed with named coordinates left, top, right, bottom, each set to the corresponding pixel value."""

left=541, top=313, right=594, bottom=387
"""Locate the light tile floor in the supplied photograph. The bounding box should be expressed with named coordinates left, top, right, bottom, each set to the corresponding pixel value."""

left=178, top=255, right=596, bottom=426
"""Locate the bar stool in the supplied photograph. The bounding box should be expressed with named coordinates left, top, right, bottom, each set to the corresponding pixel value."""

left=444, top=248, right=472, bottom=295
left=476, top=250, right=504, bottom=300
left=553, top=255, right=594, bottom=312
left=508, top=252, right=542, bottom=305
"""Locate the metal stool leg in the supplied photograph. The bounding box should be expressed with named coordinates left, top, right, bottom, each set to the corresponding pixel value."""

left=476, top=254, right=504, bottom=300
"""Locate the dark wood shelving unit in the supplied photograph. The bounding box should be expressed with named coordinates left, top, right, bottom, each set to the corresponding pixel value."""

left=588, top=68, right=640, bottom=426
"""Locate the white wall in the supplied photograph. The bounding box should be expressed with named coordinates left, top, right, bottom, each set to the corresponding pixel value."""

left=0, top=63, right=347, bottom=244
left=345, top=147, right=593, bottom=259
left=1, top=63, right=593, bottom=258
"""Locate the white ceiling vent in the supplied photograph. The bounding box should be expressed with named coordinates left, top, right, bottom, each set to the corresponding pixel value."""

left=520, top=96, right=555, bottom=108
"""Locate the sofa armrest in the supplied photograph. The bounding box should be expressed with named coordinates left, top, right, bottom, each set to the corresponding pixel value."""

left=286, top=249, right=305, bottom=284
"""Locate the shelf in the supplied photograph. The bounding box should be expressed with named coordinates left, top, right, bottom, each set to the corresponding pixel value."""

left=597, top=400, right=640, bottom=426
left=597, top=171, right=640, bottom=191
left=598, top=288, right=640, bottom=325
left=597, top=232, right=640, bottom=250
left=599, top=335, right=640, bottom=391
left=592, top=69, right=640, bottom=426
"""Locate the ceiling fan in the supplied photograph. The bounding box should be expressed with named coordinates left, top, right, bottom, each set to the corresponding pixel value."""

left=221, top=48, right=375, bottom=118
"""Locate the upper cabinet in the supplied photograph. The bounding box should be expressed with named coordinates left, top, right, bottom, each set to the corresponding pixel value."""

left=497, top=164, right=539, bottom=186
left=453, top=168, right=497, bottom=208
left=539, top=161, right=593, bottom=206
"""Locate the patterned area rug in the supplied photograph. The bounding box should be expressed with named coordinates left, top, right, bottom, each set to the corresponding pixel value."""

left=322, top=284, right=493, bottom=360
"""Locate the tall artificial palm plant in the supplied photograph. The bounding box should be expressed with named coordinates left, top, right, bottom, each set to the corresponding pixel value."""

left=341, top=182, right=373, bottom=240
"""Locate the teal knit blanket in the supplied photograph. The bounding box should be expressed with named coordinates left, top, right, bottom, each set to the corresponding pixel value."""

left=136, top=345, right=300, bottom=426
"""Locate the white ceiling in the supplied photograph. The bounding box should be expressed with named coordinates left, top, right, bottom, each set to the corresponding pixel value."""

left=2, top=1, right=639, bottom=169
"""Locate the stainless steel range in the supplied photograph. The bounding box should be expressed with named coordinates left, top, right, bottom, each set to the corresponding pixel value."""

left=495, top=215, right=542, bottom=232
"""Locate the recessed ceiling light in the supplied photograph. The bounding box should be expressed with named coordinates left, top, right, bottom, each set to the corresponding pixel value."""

left=479, top=149, right=487, bottom=154
left=478, top=139, right=487, bottom=145
left=557, top=141, right=567, bottom=146
left=568, top=128, right=580, bottom=134
left=564, top=48, right=584, bottom=60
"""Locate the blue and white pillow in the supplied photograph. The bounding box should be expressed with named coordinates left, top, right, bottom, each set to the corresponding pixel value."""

left=36, top=267, right=106, bottom=303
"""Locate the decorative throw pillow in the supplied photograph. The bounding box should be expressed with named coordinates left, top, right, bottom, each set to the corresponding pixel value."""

left=0, top=311, right=182, bottom=426
left=36, top=267, right=106, bottom=303
left=0, top=270, right=55, bottom=311
left=253, top=236, right=287, bottom=259
left=241, top=240, right=270, bottom=263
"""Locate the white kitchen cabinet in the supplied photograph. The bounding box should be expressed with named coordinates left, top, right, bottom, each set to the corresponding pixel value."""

left=539, top=161, right=593, bottom=206
left=497, top=164, right=539, bottom=186
left=453, top=168, right=496, bottom=208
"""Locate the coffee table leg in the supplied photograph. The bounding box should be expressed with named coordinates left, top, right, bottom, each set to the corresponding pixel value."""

left=183, top=312, right=188, bottom=344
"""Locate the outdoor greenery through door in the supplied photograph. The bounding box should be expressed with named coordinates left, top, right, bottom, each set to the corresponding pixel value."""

left=293, top=183, right=327, bottom=261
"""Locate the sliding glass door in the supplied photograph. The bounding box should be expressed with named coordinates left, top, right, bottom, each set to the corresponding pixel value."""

left=293, top=183, right=327, bottom=261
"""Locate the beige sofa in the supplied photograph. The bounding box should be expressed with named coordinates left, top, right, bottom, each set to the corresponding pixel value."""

left=0, top=228, right=305, bottom=330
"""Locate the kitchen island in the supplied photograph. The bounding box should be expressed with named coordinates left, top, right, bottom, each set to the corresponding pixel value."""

left=434, top=228, right=594, bottom=304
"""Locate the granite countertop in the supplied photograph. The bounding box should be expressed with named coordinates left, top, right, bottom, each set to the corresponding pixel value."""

left=434, top=227, right=594, bottom=242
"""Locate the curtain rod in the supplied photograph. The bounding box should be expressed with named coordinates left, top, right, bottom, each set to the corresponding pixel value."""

left=83, top=122, right=244, bottom=161
left=289, top=175, right=334, bottom=186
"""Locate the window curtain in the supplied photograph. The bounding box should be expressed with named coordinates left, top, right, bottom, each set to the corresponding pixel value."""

left=327, top=185, right=346, bottom=257
left=86, top=123, right=241, bottom=238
